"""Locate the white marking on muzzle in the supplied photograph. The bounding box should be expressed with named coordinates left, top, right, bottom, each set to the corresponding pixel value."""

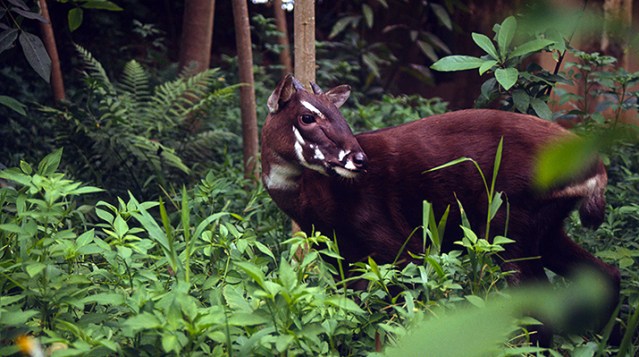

left=300, top=100, right=326, bottom=119
left=338, top=150, right=350, bottom=162
left=551, top=175, right=602, bottom=199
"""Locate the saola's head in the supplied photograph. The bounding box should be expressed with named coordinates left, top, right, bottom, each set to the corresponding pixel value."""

left=263, top=75, right=368, bottom=178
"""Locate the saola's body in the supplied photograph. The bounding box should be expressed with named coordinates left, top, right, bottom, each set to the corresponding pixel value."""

left=261, top=76, right=620, bottom=330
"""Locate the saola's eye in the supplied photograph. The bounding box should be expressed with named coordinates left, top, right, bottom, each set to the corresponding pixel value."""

left=300, top=114, right=315, bottom=125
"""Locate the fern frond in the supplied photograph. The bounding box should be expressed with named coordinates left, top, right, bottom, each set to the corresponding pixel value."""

left=74, top=44, right=112, bottom=88
left=117, top=60, right=151, bottom=116
left=149, top=69, right=221, bottom=126
left=180, top=130, right=239, bottom=162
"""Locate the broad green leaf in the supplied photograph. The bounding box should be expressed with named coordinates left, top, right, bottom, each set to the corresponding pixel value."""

left=497, top=16, right=517, bottom=59
left=124, top=312, right=162, bottom=331
left=479, top=60, right=497, bottom=75
left=275, top=334, right=295, bottom=353
left=37, top=148, right=63, bottom=175
left=0, top=310, right=39, bottom=325
left=530, top=97, right=552, bottom=120
left=0, top=169, right=32, bottom=186
left=68, top=8, right=84, bottom=32
left=162, top=333, right=179, bottom=353
left=0, top=29, right=19, bottom=54
left=494, top=68, right=518, bottom=90
left=511, top=89, right=530, bottom=113
left=76, top=229, right=95, bottom=247
left=228, top=312, right=269, bottom=326
left=431, top=55, right=484, bottom=72
left=81, top=293, right=124, bottom=305
left=235, top=261, right=266, bottom=288
left=471, top=33, right=498, bottom=60
left=325, top=296, right=365, bottom=314
left=465, top=295, right=485, bottom=308
left=20, top=161, right=32, bottom=176
left=25, top=262, right=47, bottom=277
left=0, top=223, right=22, bottom=233
left=19, top=31, right=51, bottom=83
left=510, top=38, right=555, bottom=58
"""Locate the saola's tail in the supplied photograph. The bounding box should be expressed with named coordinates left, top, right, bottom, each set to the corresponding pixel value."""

left=578, top=162, right=608, bottom=229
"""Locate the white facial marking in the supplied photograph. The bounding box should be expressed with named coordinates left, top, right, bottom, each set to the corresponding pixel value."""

left=338, top=150, right=349, bottom=162
left=313, top=147, right=325, bottom=160
left=300, top=100, right=326, bottom=119
left=334, top=166, right=359, bottom=179
left=294, top=140, right=327, bottom=175
left=344, top=160, right=356, bottom=170
left=292, top=126, right=305, bottom=145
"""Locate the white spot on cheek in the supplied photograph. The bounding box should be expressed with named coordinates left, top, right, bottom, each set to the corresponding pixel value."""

left=300, top=100, right=326, bottom=118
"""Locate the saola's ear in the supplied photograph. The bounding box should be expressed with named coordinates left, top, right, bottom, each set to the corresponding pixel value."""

left=267, top=74, right=305, bottom=113
left=324, top=84, right=351, bottom=108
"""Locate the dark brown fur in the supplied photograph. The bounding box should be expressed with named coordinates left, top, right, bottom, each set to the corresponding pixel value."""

left=261, top=77, right=620, bottom=344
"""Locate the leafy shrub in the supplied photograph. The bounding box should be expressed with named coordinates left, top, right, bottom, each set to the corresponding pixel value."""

left=23, top=46, right=240, bottom=200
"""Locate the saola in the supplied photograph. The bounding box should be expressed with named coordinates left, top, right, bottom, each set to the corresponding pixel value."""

left=261, top=75, right=620, bottom=342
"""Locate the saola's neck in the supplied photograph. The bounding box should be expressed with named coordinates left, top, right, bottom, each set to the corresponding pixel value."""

left=262, top=150, right=303, bottom=192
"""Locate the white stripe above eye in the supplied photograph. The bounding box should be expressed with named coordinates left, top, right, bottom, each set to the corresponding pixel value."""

left=300, top=100, right=325, bottom=118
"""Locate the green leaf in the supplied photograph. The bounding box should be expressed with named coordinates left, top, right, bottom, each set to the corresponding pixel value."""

left=497, top=16, right=517, bottom=59
left=18, top=31, right=51, bottom=83
left=325, top=296, right=365, bottom=314
left=425, top=157, right=473, bottom=173
left=471, top=33, right=499, bottom=60
left=479, top=60, right=497, bottom=75
left=124, top=312, right=162, bottom=331
left=510, top=38, right=555, bottom=58
left=494, top=67, right=518, bottom=91
left=228, top=312, right=269, bottom=326
left=0, top=310, right=39, bottom=325
left=235, top=261, right=266, bottom=289
left=329, top=16, right=358, bottom=39
left=0, top=29, right=19, bottom=54
left=511, top=89, right=530, bottom=113
left=162, top=333, right=179, bottom=353
left=530, top=97, right=552, bottom=120
left=81, top=0, right=123, bottom=10
left=68, top=8, right=84, bottom=32
left=465, top=295, right=485, bottom=308
left=431, top=3, right=452, bottom=30
left=37, top=148, right=63, bottom=175
left=25, top=262, right=47, bottom=277
left=362, top=4, right=373, bottom=28
left=81, top=293, right=124, bottom=305
left=10, top=8, right=47, bottom=22
left=431, top=55, right=484, bottom=72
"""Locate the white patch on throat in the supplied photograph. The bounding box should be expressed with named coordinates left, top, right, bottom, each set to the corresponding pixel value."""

left=300, top=100, right=326, bottom=119
left=264, top=163, right=301, bottom=190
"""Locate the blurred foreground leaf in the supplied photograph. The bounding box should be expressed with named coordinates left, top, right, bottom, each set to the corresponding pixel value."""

left=534, top=126, right=636, bottom=189
left=384, top=270, right=613, bottom=357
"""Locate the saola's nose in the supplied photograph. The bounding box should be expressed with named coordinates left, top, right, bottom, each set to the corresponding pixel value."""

left=348, top=151, right=368, bottom=171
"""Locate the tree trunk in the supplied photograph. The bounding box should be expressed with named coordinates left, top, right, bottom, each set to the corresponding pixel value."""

left=294, top=0, right=316, bottom=89
left=273, top=0, right=293, bottom=75
left=38, top=0, right=65, bottom=101
left=232, top=0, right=259, bottom=181
left=291, top=0, right=316, bottom=236
left=602, top=0, right=632, bottom=67
left=179, top=0, right=215, bottom=74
